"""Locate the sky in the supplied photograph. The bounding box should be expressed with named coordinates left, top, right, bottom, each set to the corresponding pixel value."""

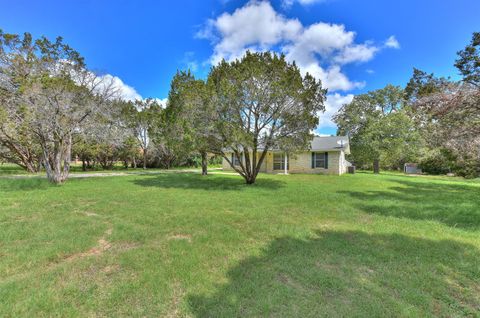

left=1, top=0, right=479, bottom=135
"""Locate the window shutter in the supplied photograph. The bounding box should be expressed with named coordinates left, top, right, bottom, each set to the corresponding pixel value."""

left=311, top=152, right=315, bottom=169
left=231, top=153, right=234, bottom=165
left=325, top=152, right=329, bottom=169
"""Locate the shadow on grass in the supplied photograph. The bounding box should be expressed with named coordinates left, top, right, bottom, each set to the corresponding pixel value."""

left=0, top=177, right=51, bottom=192
left=339, top=178, right=480, bottom=230
left=188, top=230, right=480, bottom=317
left=130, top=173, right=285, bottom=191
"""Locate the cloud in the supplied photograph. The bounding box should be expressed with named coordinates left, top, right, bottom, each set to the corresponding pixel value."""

left=154, top=98, right=168, bottom=108
left=385, top=35, right=400, bottom=49
left=198, top=1, right=302, bottom=64
left=181, top=52, right=199, bottom=72
left=317, top=93, right=354, bottom=129
left=98, top=74, right=142, bottom=101
left=282, top=0, right=326, bottom=8
left=97, top=74, right=169, bottom=105
left=198, top=1, right=398, bottom=92
left=333, top=43, right=379, bottom=64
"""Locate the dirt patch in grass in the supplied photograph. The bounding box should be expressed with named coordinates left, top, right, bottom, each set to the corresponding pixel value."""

left=101, top=264, right=121, bottom=274
left=83, top=211, right=100, bottom=217
left=167, top=234, right=192, bottom=243
left=113, top=241, right=141, bottom=252
left=167, top=281, right=187, bottom=318
left=64, top=228, right=113, bottom=262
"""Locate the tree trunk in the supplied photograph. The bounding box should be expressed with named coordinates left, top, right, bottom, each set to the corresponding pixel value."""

left=43, top=135, right=72, bottom=184
left=373, top=159, right=380, bottom=174
left=132, top=156, right=137, bottom=169
left=245, top=173, right=257, bottom=184
left=23, top=160, right=39, bottom=173
left=201, top=151, right=208, bottom=176
left=82, top=158, right=87, bottom=171
left=143, top=148, right=147, bottom=169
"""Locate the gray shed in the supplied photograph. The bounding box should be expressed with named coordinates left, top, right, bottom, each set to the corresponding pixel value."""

left=404, top=163, right=422, bottom=174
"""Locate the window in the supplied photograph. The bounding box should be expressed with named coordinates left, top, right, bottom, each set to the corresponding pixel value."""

left=273, top=153, right=289, bottom=170
left=312, top=152, right=328, bottom=169
left=232, top=153, right=242, bottom=166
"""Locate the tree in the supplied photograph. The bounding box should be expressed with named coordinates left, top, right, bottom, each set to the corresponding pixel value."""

left=0, top=31, right=43, bottom=172
left=404, top=68, right=449, bottom=102
left=0, top=31, right=117, bottom=183
left=165, top=71, right=215, bottom=175
left=207, top=52, right=326, bottom=184
left=455, top=32, right=480, bottom=87
left=334, top=85, right=421, bottom=173
left=122, top=98, right=162, bottom=169
left=406, top=32, right=480, bottom=178
left=412, top=82, right=480, bottom=177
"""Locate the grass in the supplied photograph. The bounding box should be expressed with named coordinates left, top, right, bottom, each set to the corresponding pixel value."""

left=0, top=170, right=479, bottom=317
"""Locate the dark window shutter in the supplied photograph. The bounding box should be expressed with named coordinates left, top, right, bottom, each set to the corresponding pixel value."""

left=311, top=152, right=315, bottom=168
left=325, top=152, right=329, bottom=169
left=231, top=153, right=234, bottom=165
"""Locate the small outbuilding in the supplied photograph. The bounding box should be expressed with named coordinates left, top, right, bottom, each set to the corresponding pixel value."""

left=404, top=163, right=422, bottom=174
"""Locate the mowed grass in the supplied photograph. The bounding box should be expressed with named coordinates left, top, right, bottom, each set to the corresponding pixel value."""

left=0, top=171, right=479, bottom=317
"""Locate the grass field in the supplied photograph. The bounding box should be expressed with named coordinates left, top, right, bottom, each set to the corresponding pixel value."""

left=0, top=169, right=479, bottom=317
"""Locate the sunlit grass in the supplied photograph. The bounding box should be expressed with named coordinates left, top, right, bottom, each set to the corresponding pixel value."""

left=0, top=171, right=479, bottom=316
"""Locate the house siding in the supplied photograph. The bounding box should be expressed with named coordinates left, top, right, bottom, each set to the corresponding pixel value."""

left=222, top=150, right=345, bottom=175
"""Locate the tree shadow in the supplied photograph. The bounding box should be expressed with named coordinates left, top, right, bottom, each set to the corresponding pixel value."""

left=188, top=230, right=480, bottom=317
left=339, top=178, right=480, bottom=230
left=130, top=173, right=285, bottom=191
left=0, top=177, right=51, bottom=192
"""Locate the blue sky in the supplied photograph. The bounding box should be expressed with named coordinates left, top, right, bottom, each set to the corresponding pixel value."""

left=1, top=0, right=478, bottom=135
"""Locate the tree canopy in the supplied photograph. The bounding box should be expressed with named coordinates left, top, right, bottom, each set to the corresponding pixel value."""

left=207, top=51, right=326, bottom=184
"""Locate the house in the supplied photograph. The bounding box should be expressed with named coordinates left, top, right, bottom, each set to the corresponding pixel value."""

left=222, top=136, right=351, bottom=175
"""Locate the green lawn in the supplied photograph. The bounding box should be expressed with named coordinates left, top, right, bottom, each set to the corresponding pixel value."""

left=0, top=171, right=479, bottom=317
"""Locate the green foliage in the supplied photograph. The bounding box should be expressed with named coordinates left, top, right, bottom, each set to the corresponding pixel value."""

left=334, top=85, right=422, bottom=171
left=404, top=68, right=449, bottom=101
left=455, top=32, right=480, bottom=87
left=163, top=70, right=214, bottom=171
left=419, top=149, right=455, bottom=175
left=208, top=51, right=326, bottom=183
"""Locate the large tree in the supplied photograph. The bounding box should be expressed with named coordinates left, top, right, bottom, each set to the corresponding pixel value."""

left=334, top=85, right=421, bottom=173
left=207, top=52, right=326, bottom=184
left=165, top=71, right=215, bottom=175
left=0, top=32, right=42, bottom=172
left=0, top=31, right=116, bottom=183
left=407, top=32, right=480, bottom=178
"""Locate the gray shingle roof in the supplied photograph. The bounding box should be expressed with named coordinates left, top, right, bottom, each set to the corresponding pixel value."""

left=310, top=136, right=350, bottom=154
left=223, top=136, right=350, bottom=154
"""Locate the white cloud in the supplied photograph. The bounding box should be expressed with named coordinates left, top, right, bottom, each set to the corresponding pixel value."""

left=385, top=35, right=400, bottom=49
left=155, top=98, right=168, bottom=108
left=97, top=74, right=169, bottom=106
left=317, top=93, right=354, bottom=129
left=366, top=69, right=375, bottom=74
left=198, top=1, right=302, bottom=64
left=98, top=74, right=142, bottom=101
left=198, top=1, right=398, bottom=92
left=282, top=0, right=326, bottom=8
left=333, top=43, right=379, bottom=64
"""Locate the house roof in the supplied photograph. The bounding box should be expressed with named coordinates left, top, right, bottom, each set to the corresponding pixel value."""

left=224, top=136, right=350, bottom=154
left=310, top=136, right=350, bottom=154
